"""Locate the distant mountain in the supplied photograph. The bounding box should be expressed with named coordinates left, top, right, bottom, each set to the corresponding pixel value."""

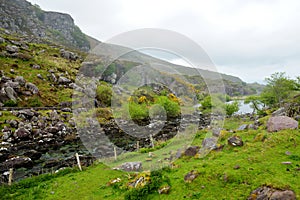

left=0, top=0, right=263, bottom=96
left=0, top=0, right=90, bottom=51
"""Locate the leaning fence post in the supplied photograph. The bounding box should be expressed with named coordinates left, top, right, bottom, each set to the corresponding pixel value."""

left=137, top=141, right=140, bottom=151
left=75, top=153, right=82, bottom=171
left=114, top=147, right=117, bottom=161
left=150, top=134, right=155, bottom=148
left=8, top=168, right=13, bottom=186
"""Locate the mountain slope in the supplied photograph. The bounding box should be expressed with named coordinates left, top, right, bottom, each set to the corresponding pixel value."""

left=0, top=0, right=90, bottom=51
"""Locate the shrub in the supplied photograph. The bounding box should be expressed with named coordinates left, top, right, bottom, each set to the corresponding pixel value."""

left=3, top=100, right=17, bottom=107
left=156, top=96, right=180, bottom=118
left=225, top=101, right=239, bottom=116
left=129, top=102, right=149, bottom=121
left=124, top=170, right=170, bottom=200
left=96, top=82, right=112, bottom=107
left=27, top=97, right=42, bottom=107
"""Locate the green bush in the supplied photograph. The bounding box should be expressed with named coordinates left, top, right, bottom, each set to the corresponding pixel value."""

left=96, top=82, right=112, bottom=107
left=156, top=96, right=180, bottom=118
left=225, top=101, right=239, bottom=116
left=201, top=96, right=212, bottom=110
left=124, top=170, right=170, bottom=200
left=27, top=97, right=42, bottom=107
left=129, top=102, right=149, bottom=121
left=3, top=100, right=18, bottom=107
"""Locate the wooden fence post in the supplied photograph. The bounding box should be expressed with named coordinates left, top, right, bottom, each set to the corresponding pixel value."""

left=114, top=147, right=117, bottom=161
left=137, top=141, right=140, bottom=151
left=150, top=134, right=155, bottom=148
left=75, top=153, right=82, bottom=171
left=8, top=168, right=13, bottom=186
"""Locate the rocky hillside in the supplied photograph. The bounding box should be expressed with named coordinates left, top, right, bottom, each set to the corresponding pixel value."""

left=0, top=0, right=90, bottom=51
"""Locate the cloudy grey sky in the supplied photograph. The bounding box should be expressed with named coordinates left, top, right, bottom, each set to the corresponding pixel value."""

left=27, top=0, right=300, bottom=83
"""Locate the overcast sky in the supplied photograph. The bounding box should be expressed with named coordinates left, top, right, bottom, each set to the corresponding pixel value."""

left=27, top=0, right=300, bottom=83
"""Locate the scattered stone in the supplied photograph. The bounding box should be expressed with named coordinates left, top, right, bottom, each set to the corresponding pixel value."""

left=60, top=49, right=78, bottom=61
left=46, top=126, right=59, bottom=134
left=248, top=124, right=257, bottom=130
left=212, top=128, right=221, bottom=137
left=237, top=124, right=248, bottom=131
left=285, top=151, right=292, bottom=155
left=228, top=136, right=244, bottom=147
left=1, top=156, right=33, bottom=169
left=4, top=86, right=17, bottom=101
left=50, top=73, right=57, bottom=82
left=61, top=108, right=72, bottom=113
left=1, top=76, right=12, bottom=83
left=14, top=76, right=26, bottom=86
left=158, top=185, right=171, bottom=194
left=18, top=110, right=35, bottom=118
left=14, top=127, right=31, bottom=139
left=184, top=170, right=199, bottom=183
left=107, top=178, right=121, bottom=186
left=58, top=76, right=72, bottom=85
left=272, top=107, right=286, bottom=116
left=0, top=37, right=5, bottom=43
left=184, top=146, right=200, bottom=157
left=23, top=150, right=42, bottom=160
left=248, top=186, right=296, bottom=200
left=234, top=165, right=240, bottom=170
left=25, top=82, right=39, bottom=94
left=175, top=148, right=183, bottom=159
left=120, top=162, right=142, bottom=172
left=6, top=45, right=19, bottom=53
left=267, top=116, right=298, bottom=132
left=281, top=161, right=292, bottom=165
left=9, top=120, right=18, bottom=128
left=37, top=74, right=43, bottom=80
left=10, top=69, right=15, bottom=74
left=32, top=64, right=41, bottom=69
left=202, top=137, right=218, bottom=150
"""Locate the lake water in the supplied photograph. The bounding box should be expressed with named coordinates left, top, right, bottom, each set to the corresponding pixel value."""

left=194, top=100, right=254, bottom=114
left=228, top=100, right=253, bottom=114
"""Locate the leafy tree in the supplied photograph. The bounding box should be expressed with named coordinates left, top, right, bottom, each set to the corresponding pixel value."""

left=261, top=72, right=295, bottom=107
left=244, top=95, right=264, bottom=114
left=225, top=101, right=239, bottom=116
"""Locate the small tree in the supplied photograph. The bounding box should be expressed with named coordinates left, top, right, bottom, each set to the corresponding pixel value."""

left=261, top=72, right=295, bottom=107
left=244, top=95, right=264, bottom=114
left=225, top=101, right=239, bottom=116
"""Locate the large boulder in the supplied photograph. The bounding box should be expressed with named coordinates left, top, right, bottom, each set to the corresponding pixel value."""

left=267, top=116, right=298, bottom=132
left=248, top=186, right=296, bottom=200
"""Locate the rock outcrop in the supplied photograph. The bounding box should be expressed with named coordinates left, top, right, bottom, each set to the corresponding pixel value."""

left=0, top=0, right=90, bottom=51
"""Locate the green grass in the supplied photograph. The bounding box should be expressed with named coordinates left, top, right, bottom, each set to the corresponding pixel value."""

left=1, top=125, right=299, bottom=199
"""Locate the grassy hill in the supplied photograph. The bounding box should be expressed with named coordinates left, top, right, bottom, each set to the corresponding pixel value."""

left=0, top=116, right=299, bottom=199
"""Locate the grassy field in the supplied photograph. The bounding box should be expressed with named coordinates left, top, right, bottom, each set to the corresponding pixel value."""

left=1, top=117, right=299, bottom=200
